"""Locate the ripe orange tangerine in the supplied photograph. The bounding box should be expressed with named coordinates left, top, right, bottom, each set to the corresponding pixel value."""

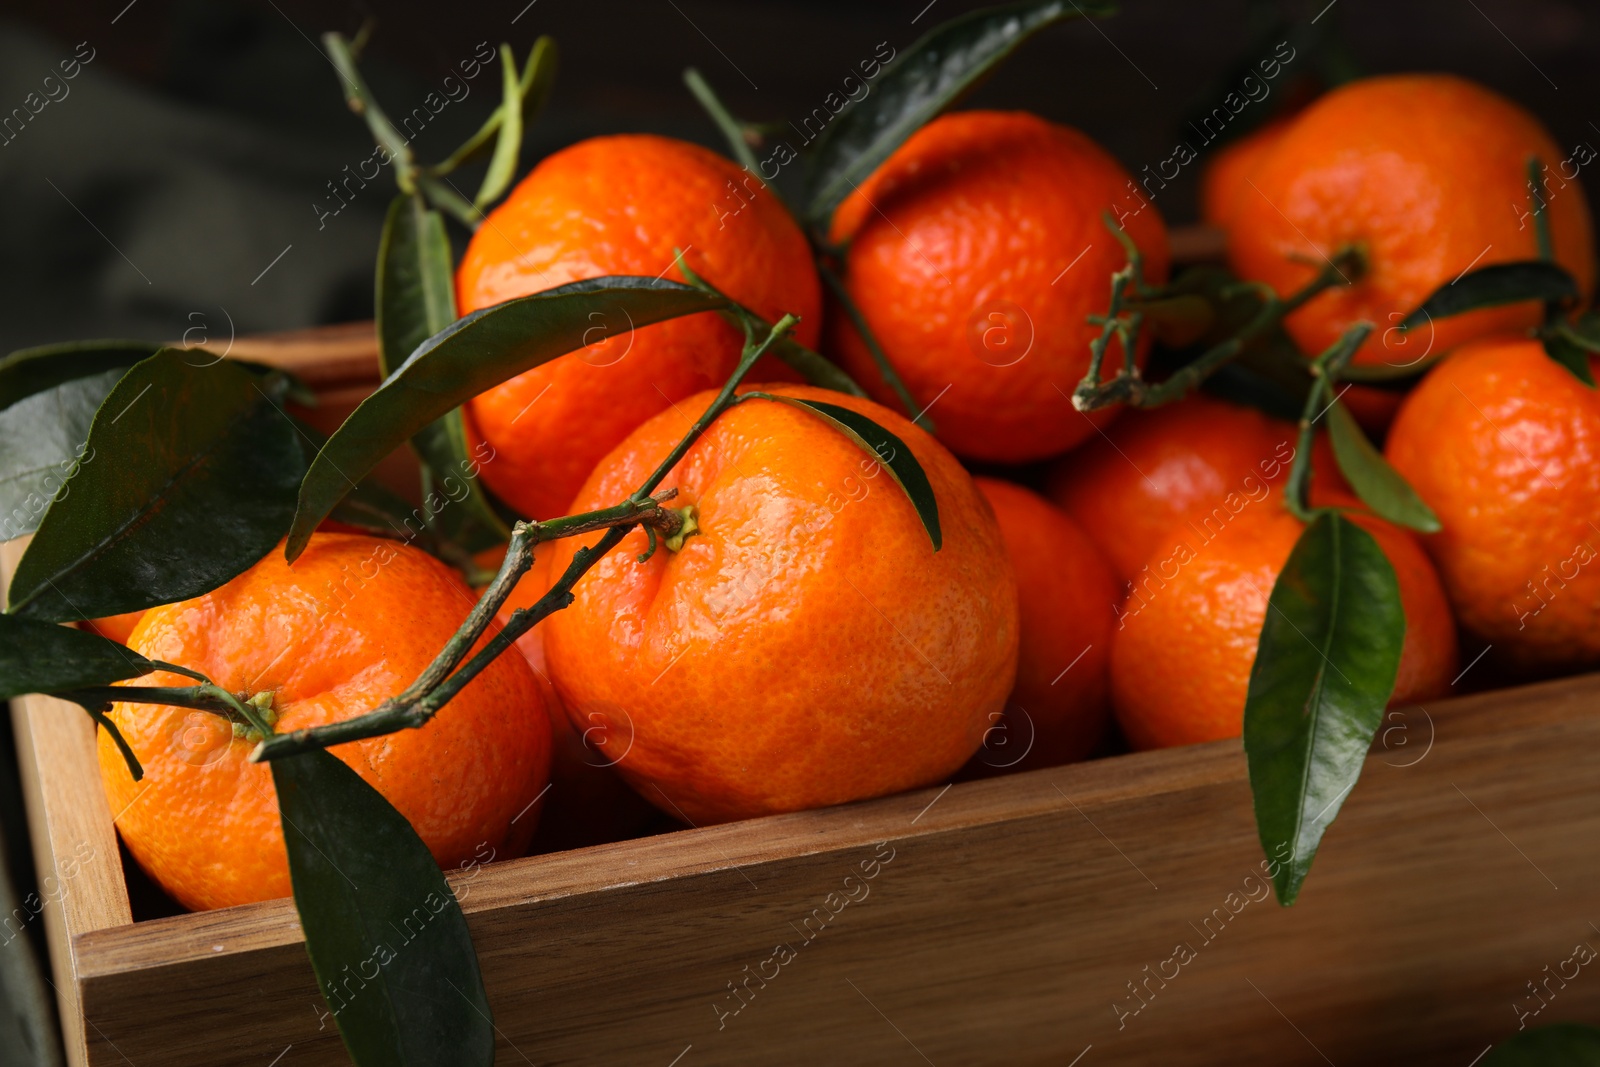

left=542, top=383, right=1019, bottom=824
left=456, top=134, right=821, bottom=519
left=98, top=533, right=551, bottom=911
left=827, top=110, right=1171, bottom=462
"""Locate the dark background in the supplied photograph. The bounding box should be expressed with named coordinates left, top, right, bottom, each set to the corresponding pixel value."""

left=0, top=1, right=1596, bottom=1062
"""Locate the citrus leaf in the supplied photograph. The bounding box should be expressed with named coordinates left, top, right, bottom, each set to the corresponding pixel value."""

left=288, top=277, right=729, bottom=561
left=1543, top=330, right=1598, bottom=387
left=474, top=45, right=524, bottom=210
left=0, top=339, right=157, bottom=412
left=376, top=194, right=510, bottom=553
left=1244, top=511, right=1404, bottom=906
left=0, top=613, right=152, bottom=700
left=0, top=369, right=121, bottom=542
left=744, top=392, right=940, bottom=550
left=0, top=342, right=155, bottom=541
left=273, top=749, right=492, bottom=1067
left=803, top=0, right=1116, bottom=227
left=1324, top=399, right=1440, bottom=532
left=6, top=351, right=307, bottom=621
left=287, top=418, right=437, bottom=546
left=376, top=196, right=456, bottom=376
left=1485, top=1024, right=1600, bottom=1066
left=1399, top=260, right=1577, bottom=332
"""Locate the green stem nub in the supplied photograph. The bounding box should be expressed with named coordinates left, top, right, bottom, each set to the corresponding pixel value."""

left=664, top=505, right=699, bottom=552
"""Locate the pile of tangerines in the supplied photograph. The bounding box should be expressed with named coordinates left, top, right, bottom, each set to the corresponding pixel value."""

left=91, top=72, right=1597, bottom=915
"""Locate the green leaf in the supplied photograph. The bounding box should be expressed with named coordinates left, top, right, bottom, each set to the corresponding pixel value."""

left=1543, top=329, right=1598, bottom=387
left=288, top=276, right=729, bottom=560
left=0, top=339, right=156, bottom=412
left=1485, top=1024, right=1600, bottom=1066
left=474, top=45, right=525, bottom=209
left=0, top=613, right=152, bottom=700
left=376, top=197, right=456, bottom=374
left=1244, top=512, right=1404, bottom=906
left=743, top=392, right=941, bottom=550
left=803, top=0, right=1115, bottom=227
left=1324, top=399, right=1440, bottom=532
left=1399, top=260, right=1577, bottom=332
left=0, top=369, right=122, bottom=542
left=376, top=194, right=510, bottom=553
left=6, top=351, right=307, bottom=622
left=273, top=749, right=492, bottom=1067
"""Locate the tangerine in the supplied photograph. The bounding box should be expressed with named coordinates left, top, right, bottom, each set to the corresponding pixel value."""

left=970, top=477, right=1115, bottom=771
left=1043, top=393, right=1335, bottom=583
left=1386, top=336, right=1600, bottom=673
left=827, top=110, right=1171, bottom=462
left=1228, top=74, right=1594, bottom=368
left=1111, top=495, right=1458, bottom=750
left=1199, top=116, right=1295, bottom=232
left=456, top=135, right=821, bottom=519
left=98, top=532, right=551, bottom=911
left=542, top=383, right=1018, bottom=824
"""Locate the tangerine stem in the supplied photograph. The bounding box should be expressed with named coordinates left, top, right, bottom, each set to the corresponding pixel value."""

left=1283, top=321, right=1373, bottom=523
left=1073, top=244, right=1365, bottom=413
left=816, top=261, right=931, bottom=430
left=322, top=31, right=416, bottom=192
left=389, top=490, right=683, bottom=708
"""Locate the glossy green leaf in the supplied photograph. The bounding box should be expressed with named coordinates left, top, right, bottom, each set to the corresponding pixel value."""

left=0, top=369, right=121, bottom=542
left=0, top=613, right=152, bottom=700
left=288, top=418, right=437, bottom=546
left=289, top=277, right=729, bottom=561
left=1324, top=399, right=1439, bottom=532
left=1543, top=329, right=1598, bottom=387
left=376, top=194, right=510, bottom=553
left=376, top=196, right=456, bottom=375
left=1399, top=260, right=1577, bottom=332
left=0, top=339, right=156, bottom=411
left=474, top=45, right=524, bottom=209
left=1485, top=1024, right=1600, bottom=1066
left=7, top=351, right=307, bottom=622
left=803, top=0, right=1115, bottom=226
left=0, top=342, right=157, bottom=541
left=273, top=749, right=492, bottom=1067
left=1244, top=511, right=1404, bottom=906
left=743, top=392, right=941, bottom=550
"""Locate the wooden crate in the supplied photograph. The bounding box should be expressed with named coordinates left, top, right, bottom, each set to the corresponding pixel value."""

left=11, top=262, right=1600, bottom=1065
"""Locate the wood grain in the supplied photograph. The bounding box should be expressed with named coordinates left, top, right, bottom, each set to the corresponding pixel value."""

left=5, top=539, right=134, bottom=1067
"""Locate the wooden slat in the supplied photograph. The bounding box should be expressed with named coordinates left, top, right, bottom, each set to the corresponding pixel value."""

left=203, top=321, right=380, bottom=388
left=60, top=672, right=1600, bottom=1066
left=4, top=540, right=133, bottom=1067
